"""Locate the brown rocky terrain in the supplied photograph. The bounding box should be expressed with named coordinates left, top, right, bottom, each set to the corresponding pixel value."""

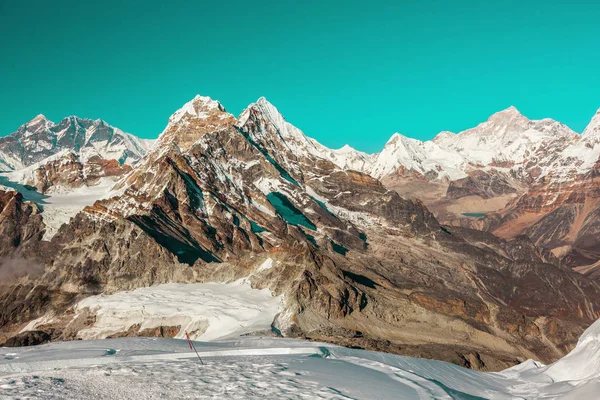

left=1, top=96, right=600, bottom=373
left=20, top=153, right=133, bottom=193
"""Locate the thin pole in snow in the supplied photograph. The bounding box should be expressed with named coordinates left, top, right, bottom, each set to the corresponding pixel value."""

left=185, top=331, right=204, bottom=365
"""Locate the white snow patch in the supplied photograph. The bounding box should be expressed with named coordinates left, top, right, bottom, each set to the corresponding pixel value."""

left=255, top=258, right=274, bottom=273
left=73, top=281, right=283, bottom=341
left=5, top=316, right=600, bottom=399
left=39, top=179, right=118, bottom=240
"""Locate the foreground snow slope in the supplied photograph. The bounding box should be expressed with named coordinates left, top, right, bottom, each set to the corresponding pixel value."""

left=3, top=316, right=600, bottom=399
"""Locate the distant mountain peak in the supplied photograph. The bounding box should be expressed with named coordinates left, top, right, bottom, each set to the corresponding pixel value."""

left=385, top=132, right=416, bottom=147
left=24, top=114, right=54, bottom=130
left=337, top=144, right=354, bottom=152
left=504, top=105, right=520, bottom=114
left=582, top=107, right=600, bottom=136
left=486, top=105, right=527, bottom=123
left=256, top=96, right=270, bottom=105
left=432, top=131, right=455, bottom=143
left=0, top=114, right=151, bottom=170
left=30, top=114, right=49, bottom=123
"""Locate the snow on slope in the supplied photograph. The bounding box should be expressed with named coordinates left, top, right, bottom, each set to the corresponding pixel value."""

left=0, top=150, right=75, bottom=188
left=68, top=281, right=284, bottom=341
left=5, top=281, right=600, bottom=400
left=0, top=115, right=152, bottom=171
left=369, top=133, right=467, bottom=180
left=310, top=142, right=376, bottom=171
left=38, top=179, right=120, bottom=239
left=0, top=174, right=119, bottom=240
left=4, top=315, right=600, bottom=399
left=239, top=97, right=326, bottom=158
left=238, top=97, right=376, bottom=172
left=546, top=108, right=600, bottom=180
left=432, top=106, right=576, bottom=166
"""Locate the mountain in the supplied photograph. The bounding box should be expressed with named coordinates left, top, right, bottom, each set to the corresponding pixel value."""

left=433, top=106, right=577, bottom=170
left=441, top=108, right=600, bottom=274
left=369, top=132, right=467, bottom=181
left=328, top=106, right=600, bottom=274
left=1, top=95, right=599, bottom=374
left=368, top=106, right=579, bottom=188
left=0, top=115, right=153, bottom=195
left=0, top=115, right=154, bottom=171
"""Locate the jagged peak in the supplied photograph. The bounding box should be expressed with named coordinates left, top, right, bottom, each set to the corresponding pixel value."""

left=191, top=94, right=223, bottom=107
left=61, top=115, right=86, bottom=125
left=31, top=114, right=48, bottom=122
left=238, top=96, right=290, bottom=134
left=582, top=107, right=600, bottom=136
left=487, top=105, right=527, bottom=122
left=25, top=114, right=53, bottom=128
left=168, top=94, right=229, bottom=126
left=384, top=132, right=419, bottom=147
left=386, top=132, right=402, bottom=143
left=251, top=96, right=283, bottom=119
left=256, top=96, right=270, bottom=106
left=155, top=94, right=235, bottom=152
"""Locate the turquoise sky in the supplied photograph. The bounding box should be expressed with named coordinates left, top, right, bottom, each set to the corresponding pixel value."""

left=1, top=0, right=599, bottom=152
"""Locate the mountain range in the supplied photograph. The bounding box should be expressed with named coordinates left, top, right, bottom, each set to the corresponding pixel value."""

left=1, top=95, right=600, bottom=373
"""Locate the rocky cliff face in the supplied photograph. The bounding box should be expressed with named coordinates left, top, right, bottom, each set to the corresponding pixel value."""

left=0, top=190, right=45, bottom=257
left=1, top=96, right=600, bottom=372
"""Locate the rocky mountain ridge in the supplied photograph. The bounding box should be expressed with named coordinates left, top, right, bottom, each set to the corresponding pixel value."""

left=1, top=95, right=600, bottom=372
left=317, top=106, right=600, bottom=273
left=0, top=114, right=153, bottom=171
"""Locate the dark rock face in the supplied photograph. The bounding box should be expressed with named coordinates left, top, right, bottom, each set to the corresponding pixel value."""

left=0, top=190, right=45, bottom=257
left=446, top=170, right=517, bottom=200
left=1, top=330, right=51, bottom=347
left=1, top=97, right=600, bottom=372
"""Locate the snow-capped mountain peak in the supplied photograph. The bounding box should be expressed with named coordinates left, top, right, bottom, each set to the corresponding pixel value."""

left=336, top=144, right=359, bottom=154
left=156, top=94, right=236, bottom=152
left=368, top=132, right=466, bottom=180
left=241, top=96, right=303, bottom=141
left=431, top=107, right=579, bottom=169
left=22, top=113, right=55, bottom=132
left=168, top=94, right=227, bottom=126
left=582, top=107, right=600, bottom=137
left=466, top=106, right=529, bottom=137
left=493, top=105, right=522, bottom=117
left=236, top=97, right=378, bottom=172
left=238, top=97, right=319, bottom=153
left=432, top=130, right=455, bottom=142
left=0, top=115, right=152, bottom=170
left=28, top=113, right=50, bottom=124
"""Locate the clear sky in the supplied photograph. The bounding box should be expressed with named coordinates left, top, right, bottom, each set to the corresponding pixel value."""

left=1, top=0, right=599, bottom=153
